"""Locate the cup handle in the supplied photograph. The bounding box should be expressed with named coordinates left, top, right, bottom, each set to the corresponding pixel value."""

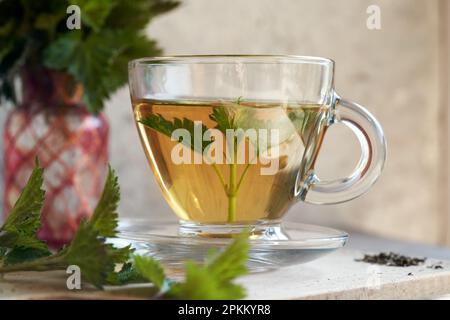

left=296, top=94, right=387, bottom=204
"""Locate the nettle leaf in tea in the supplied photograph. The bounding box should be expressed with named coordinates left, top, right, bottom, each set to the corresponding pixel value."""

left=135, top=98, right=326, bottom=223
left=140, top=114, right=213, bottom=155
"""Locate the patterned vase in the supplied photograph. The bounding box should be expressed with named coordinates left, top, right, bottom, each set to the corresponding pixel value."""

left=3, top=67, right=109, bottom=248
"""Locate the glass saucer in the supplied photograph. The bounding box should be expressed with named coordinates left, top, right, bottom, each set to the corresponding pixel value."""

left=110, top=218, right=348, bottom=273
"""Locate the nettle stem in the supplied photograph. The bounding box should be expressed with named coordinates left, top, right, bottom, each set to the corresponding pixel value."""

left=209, top=136, right=252, bottom=223
left=227, top=138, right=238, bottom=223
left=0, top=254, right=66, bottom=274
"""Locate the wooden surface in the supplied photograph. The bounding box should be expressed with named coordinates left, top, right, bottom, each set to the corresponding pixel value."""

left=1, top=233, right=450, bottom=300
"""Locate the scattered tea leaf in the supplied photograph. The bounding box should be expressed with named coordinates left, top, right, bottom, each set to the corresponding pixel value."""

left=355, top=252, right=426, bottom=267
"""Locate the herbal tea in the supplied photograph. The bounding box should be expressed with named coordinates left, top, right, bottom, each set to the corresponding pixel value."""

left=132, top=99, right=327, bottom=224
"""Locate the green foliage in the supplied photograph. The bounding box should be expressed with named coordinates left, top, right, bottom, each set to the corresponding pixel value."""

left=140, top=98, right=273, bottom=222
left=0, top=158, right=250, bottom=299
left=134, top=255, right=167, bottom=289
left=139, top=114, right=213, bottom=154
left=90, top=165, right=120, bottom=237
left=209, top=106, right=235, bottom=134
left=204, top=234, right=249, bottom=283
left=140, top=99, right=257, bottom=156
left=0, top=0, right=180, bottom=112
left=133, top=234, right=249, bottom=300
left=288, top=107, right=322, bottom=144
left=2, top=247, right=50, bottom=266
left=62, top=220, right=114, bottom=287
left=0, top=160, right=130, bottom=288
left=71, top=0, right=117, bottom=31
left=0, top=159, right=49, bottom=256
left=209, top=102, right=275, bottom=154
left=106, top=262, right=146, bottom=285
left=166, top=235, right=249, bottom=299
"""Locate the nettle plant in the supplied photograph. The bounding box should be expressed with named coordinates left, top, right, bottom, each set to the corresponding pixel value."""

left=0, top=0, right=179, bottom=112
left=141, top=99, right=316, bottom=222
left=141, top=100, right=271, bottom=223
left=0, top=160, right=250, bottom=299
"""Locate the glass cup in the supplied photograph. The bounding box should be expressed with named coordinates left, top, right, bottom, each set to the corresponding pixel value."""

left=128, top=55, right=386, bottom=239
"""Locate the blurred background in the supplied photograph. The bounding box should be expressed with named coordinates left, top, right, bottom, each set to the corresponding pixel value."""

left=1, top=0, right=449, bottom=246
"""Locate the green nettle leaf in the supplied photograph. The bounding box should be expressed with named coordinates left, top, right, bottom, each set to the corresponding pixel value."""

left=0, top=162, right=126, bottom=289
left=288, top=108, right=321, bottom=144
left=44, top=31, right=113, bottom=112
left=34, top=12, right=66, bottom=32
left=44, top=30, right=162, bottom=113
left=101, top=33, right=161, bottom=95
left=106, top=244, right=134, bottom=266
left=169, top=262, right=246, bottom=300
left=0, top=158, right=250, bottom=299
left=104, top=0, right=180, bottom=31
left=68, top=35, right=118, bottom=112
left=106, top=262, right=146, bottom=285
left=70, top=0, right=118, bottom=31
left=3, top=165, right=44, bottom=233
left=147, top=0, right=181, bottom=18
left=90, top=166, right=120, bottom=237
left=3, top=247, right=50, bottom=266
left=209, top=101, right=267, bottom=134
left=204, top=234, right=249, bottom=283
left=131, top=233, right=249, bottom=300
left=209, top=106, right=234, bottom=134
left=166, top=235, right=249, bottom=300
left=0, top=160, right=50, bottom=265
left=43, top=33, right=81, bottom=70
left=141, top=98, right=274, bottom=223
left=0, top=159, right=48, bottom=251
left=139, top=114, right=213, bottom=154
left=0, top=0, right=179, bottom=110
left=62, top=221, right=114, bottom=288
left=209, top=103, right=276, bottom=155
left=134, top=255, right=167, bottom=289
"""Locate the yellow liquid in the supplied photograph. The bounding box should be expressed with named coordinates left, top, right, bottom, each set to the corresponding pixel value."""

left=132, top=100, right=327, bottom=224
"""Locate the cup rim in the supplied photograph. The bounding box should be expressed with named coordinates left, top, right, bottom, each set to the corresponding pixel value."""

left=129, top=54, right=334, bottom=67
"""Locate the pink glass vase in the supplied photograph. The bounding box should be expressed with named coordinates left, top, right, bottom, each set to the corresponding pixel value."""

left=3, top=67, right=109, bottom=248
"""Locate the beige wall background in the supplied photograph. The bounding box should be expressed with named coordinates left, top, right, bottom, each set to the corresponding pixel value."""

left=1, top=0, right=449, bottom=245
